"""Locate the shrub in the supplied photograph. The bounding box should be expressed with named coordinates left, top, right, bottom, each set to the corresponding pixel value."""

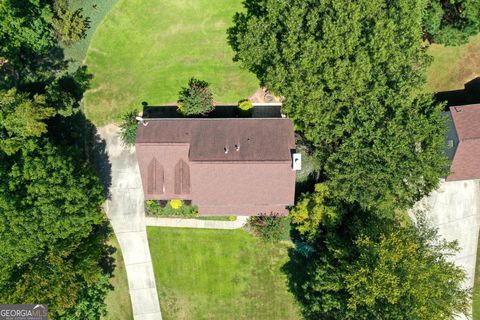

left=177, top=77, right=214, bottom=116
left=146, top=200, right=198, bottom=217
left=169, top=199, right=183, bottom=209
left=119, top=109, right=138, bottom=146
left=238, top=99, right=253, bottom=117
left=247, top=215, right=291, bottom=242
left=228, top=216, right=237, bottom=221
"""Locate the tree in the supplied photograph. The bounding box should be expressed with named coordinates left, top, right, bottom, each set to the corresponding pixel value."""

left=423, top=0, right=480, bottom=46
left=228, top=0, right=447, bottom=210
left=290, top=184, right=340, bottom=241
left=0, top=0, right=55, bottom=66
left=51, top=0, right=90, bottom=46
left=0, top=141, right=107, bottom=317
left=289, top=211, right=470, bottom=320
left=0, top=89, right=55, bottom=154
left=177, top=77, right=214, bottom=116
left=119, top=109, right=139, bottom=146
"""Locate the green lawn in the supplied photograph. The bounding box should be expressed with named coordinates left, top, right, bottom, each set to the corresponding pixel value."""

left=64, top=0, right=119, bottom=71
left=473, top=229, right=480, bottom=320
left=84, top=0, right=258, bottom=125
left=147, top=227, right=301, bottom=320
left=426, top=34, right=480, bottom=92
left=102, top=235, right=133, bottom=320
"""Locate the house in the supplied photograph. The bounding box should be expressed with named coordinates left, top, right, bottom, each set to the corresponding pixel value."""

left=446, top=103, right=480, bottom=181
left=135, top=118, right=297, bottom=216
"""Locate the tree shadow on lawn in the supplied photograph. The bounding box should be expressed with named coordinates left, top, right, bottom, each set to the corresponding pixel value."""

left=45, top=70, right=113, bottom=199
left=281, top=248, right=310, bottom=313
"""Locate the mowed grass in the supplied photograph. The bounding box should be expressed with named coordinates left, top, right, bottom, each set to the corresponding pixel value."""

left=473, top=228, right=480, bottom=320
left=102, top=235, right=133, bottom=320
left=84, top=0, right=258, bottom=125
left=426, top=34, right=480, bottom=92
left=147, top=227, right=301, bottom=320
left=63, top=0, right=119, bottom=71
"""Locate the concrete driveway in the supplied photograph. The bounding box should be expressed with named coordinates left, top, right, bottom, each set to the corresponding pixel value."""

left=415, top=179, right=480, bottom=319
left=100, top=125, right=162, bottom=320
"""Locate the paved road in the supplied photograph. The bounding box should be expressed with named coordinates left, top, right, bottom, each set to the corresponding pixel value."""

left=415, top=179, right=480, bottom=319
left=100, top=125, right=162, bottom=320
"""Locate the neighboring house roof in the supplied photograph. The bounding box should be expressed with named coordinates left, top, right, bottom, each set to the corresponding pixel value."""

left=136, top=118, right=296, bottom=216
left=447, top=104, right=480, bottom=181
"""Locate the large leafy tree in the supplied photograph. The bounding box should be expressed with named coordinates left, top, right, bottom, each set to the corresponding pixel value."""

left=423, top=0, right=480, bottom=46
left=0, top=141, right=108, bottom=317
left=287, top=210, right=470, bottom=320
left=228, top=0, right=447, bottom=210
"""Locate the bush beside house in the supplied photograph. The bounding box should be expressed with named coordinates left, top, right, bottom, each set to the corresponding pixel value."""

left=177, top=77, right=214, bottom=116
left=247, top=215, right=291, bottom=242
left=146, top=200, right=198, bottom=217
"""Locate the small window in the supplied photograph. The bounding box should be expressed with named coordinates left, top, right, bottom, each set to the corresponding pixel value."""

left=447, top=140, right=454, bottom=148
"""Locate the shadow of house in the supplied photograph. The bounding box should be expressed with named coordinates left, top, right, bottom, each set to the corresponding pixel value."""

left=142, top=104, right=281, bottom=119
left=435, top=77, right=480, bottom=108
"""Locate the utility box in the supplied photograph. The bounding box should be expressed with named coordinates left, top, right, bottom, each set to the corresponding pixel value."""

left=292, top=153, right=301, bottom=171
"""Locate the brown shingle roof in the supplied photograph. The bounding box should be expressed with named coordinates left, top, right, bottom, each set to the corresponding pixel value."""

left=136, top=119, right=295, bottom=161
left=136, top=118, right=296, bottom=215
left=447, top=104, right=480, bottom=181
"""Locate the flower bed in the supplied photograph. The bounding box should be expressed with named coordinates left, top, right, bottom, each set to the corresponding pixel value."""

left=146, top=200, right=198, bottom=217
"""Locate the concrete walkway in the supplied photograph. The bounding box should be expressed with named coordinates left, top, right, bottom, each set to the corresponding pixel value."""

left=145, top=215, right=249, bottom=229
left=414, top=179, right=480, bottom=320
left=100, top=125, right=162, bottom=320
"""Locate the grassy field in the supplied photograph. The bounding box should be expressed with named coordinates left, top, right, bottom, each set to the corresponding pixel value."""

left=64, top=0, right=119, bottom=71
left=147, top=227, right=301, bottom=320
left=473, top=228, right=480, bottom=320
left=102, top=235, right=133, bottom=320
left=426, top=34, right=480, bottom=92
left=84, top=0, right=258, bottom=125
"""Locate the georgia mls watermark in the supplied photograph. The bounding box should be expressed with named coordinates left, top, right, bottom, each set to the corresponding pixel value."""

left=0, top=305, right=48, bottom=320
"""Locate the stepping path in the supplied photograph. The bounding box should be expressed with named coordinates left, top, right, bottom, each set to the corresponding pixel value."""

left=145, top=216, right=249, bottom=229
left=99, top=125, right=162, bottom=320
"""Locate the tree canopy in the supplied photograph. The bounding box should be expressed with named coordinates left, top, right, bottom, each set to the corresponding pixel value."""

left=423, top=0, right=480, bottom=46
left=287, top=209, right=470, bottom=320
left=0, top=0, right=110, bottom=317
left=228, top=0, right=448, bottom=210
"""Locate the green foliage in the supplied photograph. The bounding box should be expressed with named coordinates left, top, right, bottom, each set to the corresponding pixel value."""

left=0, top=89, right=55, bottom=155
left=52, top=0, right=90, bottom=46
left=248, top=215, right=291, bottom=242
left=238, top=99, right=253, bottom=111
left=0, top=0, right=55, bottom=67
left=119, top=109, right=138, bottom=146
left=424, top=0, right=480, bottom=46
left=238, top=99, right=253, bottom=117
left=423, top=1, right=443, bottom=35
left=146, top=200, right=198, bottom=217
left=0, top=0, right=112, bottom=317
left=58, top=275, right=112, bottom=320
left=290, top=184, right=340, bottom=241
left=229, top=0, right=448, bottom=210
left=291, top=211, right=470, bottom=320
left=178, top=77, right=214, bottom=116
left=0, top=141, right=107, bottom=317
